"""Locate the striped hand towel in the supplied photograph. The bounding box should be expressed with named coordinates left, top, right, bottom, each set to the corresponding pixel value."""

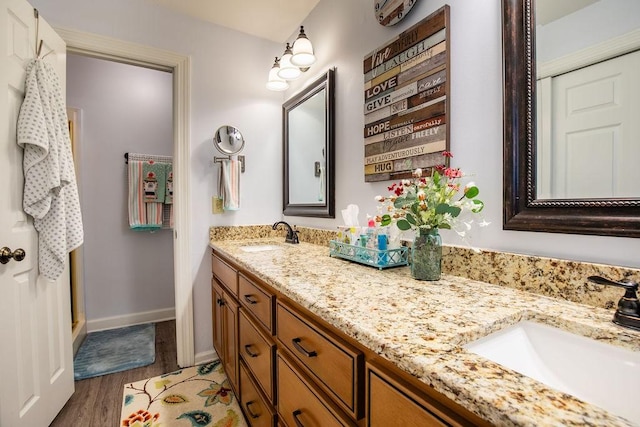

left=221, top=159, right=240, bottom=210
left=128, top=160, right=162, bottom=231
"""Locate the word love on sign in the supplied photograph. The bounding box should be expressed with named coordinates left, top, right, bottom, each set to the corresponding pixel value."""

left=363, top=5, right=450, bottom=182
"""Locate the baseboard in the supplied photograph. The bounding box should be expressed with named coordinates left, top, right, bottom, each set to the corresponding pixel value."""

left=87, top=307, right=175, bottom=332
left=193, top=349, right=218, bottom=367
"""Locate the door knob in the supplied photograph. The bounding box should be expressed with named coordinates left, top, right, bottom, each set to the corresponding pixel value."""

left=0, top=247, right=26, bottom=264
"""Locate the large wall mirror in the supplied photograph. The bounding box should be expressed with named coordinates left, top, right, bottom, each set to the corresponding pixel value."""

left=283, top=68, right=335, bottom=218
left=503, top=0, right=640, bottom=237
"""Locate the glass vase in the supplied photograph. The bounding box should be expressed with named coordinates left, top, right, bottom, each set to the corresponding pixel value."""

left=411, top=228, right=442, bottom=281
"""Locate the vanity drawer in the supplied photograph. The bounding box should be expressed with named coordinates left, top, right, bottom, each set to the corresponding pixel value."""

left=240, top=361, right=276, bottom=427
left=276, top=302, right=362, bottom=417
left=277, top=351, right=354, bottom=427
left=239, top=308, right=275, bottom=403
left=212, top=252, right=238, bottom=296
left=239, top=273, right=275, bottom=334
left=366, top=365, right=447, bottom=427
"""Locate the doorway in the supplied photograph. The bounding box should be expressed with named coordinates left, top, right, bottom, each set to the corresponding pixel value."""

left=66, top=53, right=175, bottom=345
left=58, top=28, right=194, bottom=367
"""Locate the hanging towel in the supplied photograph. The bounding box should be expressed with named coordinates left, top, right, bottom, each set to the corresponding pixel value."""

left=220, top=159, right=240, bottom=210
left=17, top=59, right=84, bottom=281
left=164, top=163, right=173, bottom=204
left=142, top=160, right=166, bottom=203
left=128, top=160, right=162, bottom=231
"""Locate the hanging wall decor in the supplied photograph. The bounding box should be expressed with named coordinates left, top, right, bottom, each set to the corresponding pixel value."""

left=363, top=5, right=450, bottom=182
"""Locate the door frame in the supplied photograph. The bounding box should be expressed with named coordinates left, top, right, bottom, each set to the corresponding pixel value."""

left=56, top=28, right=194, bottom=367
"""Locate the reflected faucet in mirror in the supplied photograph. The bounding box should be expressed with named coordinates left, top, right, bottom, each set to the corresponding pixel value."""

left=272, top=221, right=299, bottom=244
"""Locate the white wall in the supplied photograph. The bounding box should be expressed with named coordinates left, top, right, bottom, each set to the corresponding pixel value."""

left=32, top=0, right=640, bottom=359
left=282, top=0, right=640, bottom=271
left=66, top=53, right=174, bottom=324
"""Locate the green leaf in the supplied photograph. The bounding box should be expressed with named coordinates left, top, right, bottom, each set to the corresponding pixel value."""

left=380, top=214, right=391, bottom=226
left=163, top=394, right=188, bottom=405
left=435, top=203, right=450, bottom=215
left=471, top=199, right=485, bottom=213
left=396, top=219, right=412, bottom=230
left=435, top=203, right=461, bottom=218
left=405, top=213, right=417, bottom=225
left=439, top=223, right=451, bottom=229
left=394, top=197, right=406, bottom=209
left=177, top=410, right=212, bottom=426
left=464, top=186, right=479, bottom=199
left=411, top=203, right=420, bottom=216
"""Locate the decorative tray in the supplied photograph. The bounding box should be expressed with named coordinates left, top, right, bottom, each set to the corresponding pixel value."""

left=329, top=240, right=408, bottom=270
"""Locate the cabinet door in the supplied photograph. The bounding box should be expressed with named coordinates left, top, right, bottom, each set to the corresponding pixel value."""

left=222, top=289, right=240, bottom=393
left=211, top=279, right=225, bottom=359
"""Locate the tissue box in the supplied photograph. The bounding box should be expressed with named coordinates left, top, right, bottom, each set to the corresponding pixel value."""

left=328, top=240, right=408, bottom=270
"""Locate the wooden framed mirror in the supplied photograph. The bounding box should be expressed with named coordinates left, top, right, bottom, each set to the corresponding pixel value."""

left=502, top=0, right=640, bottom=237
left=283, top=69, right=335, bottom=218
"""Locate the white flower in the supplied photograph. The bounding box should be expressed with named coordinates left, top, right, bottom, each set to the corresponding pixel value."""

left=464, top=181, right=476, bottom=192
left=374, top=195, right=383, bottom=202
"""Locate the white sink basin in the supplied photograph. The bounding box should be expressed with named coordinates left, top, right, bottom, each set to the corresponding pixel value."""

left=464, top=320, right=640, bottom=424
left=239, top=244, right=284, bottom=253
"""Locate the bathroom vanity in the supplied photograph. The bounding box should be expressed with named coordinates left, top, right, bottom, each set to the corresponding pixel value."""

left=210, top=238, right=638, bottom=426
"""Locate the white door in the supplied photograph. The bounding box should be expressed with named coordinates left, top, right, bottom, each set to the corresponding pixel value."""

left=537, top=49, right=640, bottom=199
left=0, top=1, right=74, bottom=426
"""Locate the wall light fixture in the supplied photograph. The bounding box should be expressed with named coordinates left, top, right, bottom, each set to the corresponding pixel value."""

left=267, top=26, right=316, bottom=91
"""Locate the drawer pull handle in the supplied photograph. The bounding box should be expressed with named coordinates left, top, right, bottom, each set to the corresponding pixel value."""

left=292, top=338, right=317, bottom=357
left=217, top=298, right=225, bottom=306
left=244, top=295, right=258, bottom=305
left=244, top=344, right=259, bottom=358
left=292, top=409, right=305, bottom=427
left=245, top=400, right=260, bottom=419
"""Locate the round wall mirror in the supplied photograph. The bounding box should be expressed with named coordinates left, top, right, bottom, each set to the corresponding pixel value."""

left=214, top=125, right=245, bottom=155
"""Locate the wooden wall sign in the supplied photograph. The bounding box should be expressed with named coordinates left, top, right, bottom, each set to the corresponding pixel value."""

left=363, top=5, right=450, bottom=182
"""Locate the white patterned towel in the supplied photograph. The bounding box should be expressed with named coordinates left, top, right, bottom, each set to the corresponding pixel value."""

left=17, top=59, right=84, bottom=281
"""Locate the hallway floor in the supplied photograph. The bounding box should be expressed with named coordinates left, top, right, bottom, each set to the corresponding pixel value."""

left=50, top=320, right=178, bottom=426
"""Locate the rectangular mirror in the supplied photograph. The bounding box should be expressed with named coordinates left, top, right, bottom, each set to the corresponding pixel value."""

left=283, top=69, right=335, bottom=218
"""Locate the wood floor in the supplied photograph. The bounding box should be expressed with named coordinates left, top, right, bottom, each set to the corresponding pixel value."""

left=50, top=320, right=179, bottom=427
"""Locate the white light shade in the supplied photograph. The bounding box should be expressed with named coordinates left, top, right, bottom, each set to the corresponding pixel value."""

left=266, top=58, right=288, bottom=91
left=291, top=26, right=316, bottom=67
left=277, top=43, right=301, bottom=80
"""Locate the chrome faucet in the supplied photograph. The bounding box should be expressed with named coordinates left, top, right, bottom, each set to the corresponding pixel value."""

left=588, top=276, right=640, bottom=332
left=272, top=221, right=299, bottom=244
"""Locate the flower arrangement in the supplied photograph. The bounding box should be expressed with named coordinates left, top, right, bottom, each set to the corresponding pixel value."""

left=374, top=151, right=487, bottom=239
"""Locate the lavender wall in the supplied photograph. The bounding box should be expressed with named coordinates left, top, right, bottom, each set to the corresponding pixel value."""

left=66, top=53, right=175, bottom=327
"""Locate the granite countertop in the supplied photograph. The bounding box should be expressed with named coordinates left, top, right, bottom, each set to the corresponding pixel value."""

left=209, top=238, right=639, bottom=426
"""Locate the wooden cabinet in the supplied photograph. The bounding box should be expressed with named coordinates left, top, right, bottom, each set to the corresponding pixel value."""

left=240, top=360, right=276, bottom=427
left=211, top=279, right=224, bottom=358
left=277, top=351, right=354, bottom=427
left=222, top=289, right=239, bottom=392
left=239, top=308, right=275, bottom=402
left=276, top=301, right=362, bottom=419
left=211, top=248, right=489, bottom=427
left=239, top=273, right=275, bottom=334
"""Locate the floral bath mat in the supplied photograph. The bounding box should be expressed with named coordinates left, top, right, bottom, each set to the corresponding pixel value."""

left=121, top=360, right=248, bottom=427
